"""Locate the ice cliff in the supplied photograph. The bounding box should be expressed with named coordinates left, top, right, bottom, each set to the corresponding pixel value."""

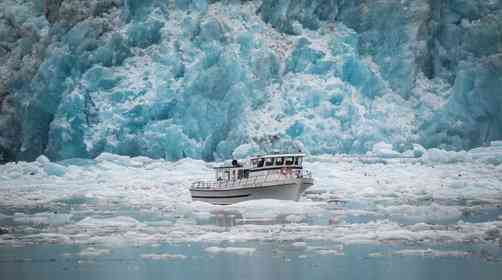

left=0, top=0, right=501, bottom=162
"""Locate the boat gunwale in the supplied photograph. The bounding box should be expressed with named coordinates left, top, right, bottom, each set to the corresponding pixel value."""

left=190, top=177, right=314, bottom=192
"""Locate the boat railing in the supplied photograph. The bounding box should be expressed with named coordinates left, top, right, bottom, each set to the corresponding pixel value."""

left=191, top=169, right=312, bottom=190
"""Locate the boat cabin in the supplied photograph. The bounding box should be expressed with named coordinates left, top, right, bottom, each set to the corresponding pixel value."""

left=214, top=154, right=305, bottom=181
left=250, top=154, right=304, bottom=169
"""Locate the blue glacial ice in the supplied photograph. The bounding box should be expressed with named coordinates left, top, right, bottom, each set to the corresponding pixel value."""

left=0, top=0, right=501, bottom=162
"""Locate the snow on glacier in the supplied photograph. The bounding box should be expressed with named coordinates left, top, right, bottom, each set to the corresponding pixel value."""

left=1, top=0, right=501, bottom=162
left=0, top=144, right=501, bottom=249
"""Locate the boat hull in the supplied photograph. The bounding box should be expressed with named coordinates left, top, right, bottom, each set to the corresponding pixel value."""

left=190, top=178, right=314, bottom=205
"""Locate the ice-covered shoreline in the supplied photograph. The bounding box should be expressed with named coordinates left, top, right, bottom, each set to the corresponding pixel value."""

left=0, top=143, right=501, bottom=249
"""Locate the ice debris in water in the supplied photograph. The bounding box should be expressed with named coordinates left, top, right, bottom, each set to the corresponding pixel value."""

left=140, top=253, right=187, bottom=260
left=77, top=247, right=112, bottom=257
left=0, top=145, right=501, bottom=247
left=76, top=216, right=143, bottom=228
left=370, top=142, right=402, bottom=158
left=205, top=247, right=256, bottom=256
left=368, top=249, right=471, bottom=258
left=380, top=204, right=463, bottom=224
left=13, top=212, right=72, bottom=226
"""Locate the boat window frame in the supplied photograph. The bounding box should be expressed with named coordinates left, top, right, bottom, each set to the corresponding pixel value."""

left=285, top=157, right=294, bottom=165
left=275, top=157, right=284, bottom=166
left=265, top=157, right=274, bottom=166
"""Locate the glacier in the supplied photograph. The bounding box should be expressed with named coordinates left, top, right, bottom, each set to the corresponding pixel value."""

left=0, top=0, right=501, bottom=162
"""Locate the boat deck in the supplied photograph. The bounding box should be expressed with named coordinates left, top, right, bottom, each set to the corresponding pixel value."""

left=191, top=170, right=312, bottom=191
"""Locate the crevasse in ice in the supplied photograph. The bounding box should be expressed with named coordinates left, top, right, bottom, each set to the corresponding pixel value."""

left=0, top=0, right=501, bottom=162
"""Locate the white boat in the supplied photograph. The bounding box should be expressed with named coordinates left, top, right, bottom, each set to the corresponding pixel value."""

left=190, top=153, right=314, bottom=205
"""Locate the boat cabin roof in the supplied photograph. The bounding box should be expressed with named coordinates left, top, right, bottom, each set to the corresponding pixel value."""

left=249, top=153, right=305, bottom=160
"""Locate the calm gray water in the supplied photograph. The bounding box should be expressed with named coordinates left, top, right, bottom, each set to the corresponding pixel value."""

left=1, top=242, right=501, bottom=280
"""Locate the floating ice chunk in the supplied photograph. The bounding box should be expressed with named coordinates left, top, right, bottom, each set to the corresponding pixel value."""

left=205, top=246, right=256, bottom=256
left=44, top=162, right=66, bottom=177
left=22, top=233, right=72, bottom=245
left=36, top=155, right=50, bottom=165
left=291, top=242, right=307, bottom=248
left=94, top=153, right=156, bottom=168
left=78, top=247, right=112, bottom=257
left=412, top=144, right=426, bottom=157
left=145, top=220, right=173, bottom=226
left=76, top=216, right=142, bottom=227
left=141, top=253, right=187, bottom=260
left=35, top=154, right=66, bottom=176
left=316, top=249, right=344, bottom=256
left=491, top=141, right=502, bottom=147
left=369, top=249, right=470, bottom=258
left=284, top=214, right=305, bottom=223
left=422, top=148, right=470, bottom=164
left=467, top=145, right=502, bottom=165
left=13, top=212, right=72, bottom=226
left=382, top=204, right=462, bottom=224
left=371, top=142, right=401, bottom=158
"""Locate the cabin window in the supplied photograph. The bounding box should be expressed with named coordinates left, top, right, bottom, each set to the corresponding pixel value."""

left=298, top=157, right=303, bottom=166
left=294, top=157, right=299, bottom=165
left=231, top=169, right=249, bottom=179
left=251, top=159, right=257, bottom=167
left=285, top=157, right=294, bottom=165
left=275, top=157, right=284, bottom=166
left=265, top=157, right=274, bottom=166
left=257, top=158, right=264, bottom=168
left=224, top=170, right=230, bottom=180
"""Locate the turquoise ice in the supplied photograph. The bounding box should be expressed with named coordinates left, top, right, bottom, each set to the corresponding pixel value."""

left=0, top=0, right=501, bottom=162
